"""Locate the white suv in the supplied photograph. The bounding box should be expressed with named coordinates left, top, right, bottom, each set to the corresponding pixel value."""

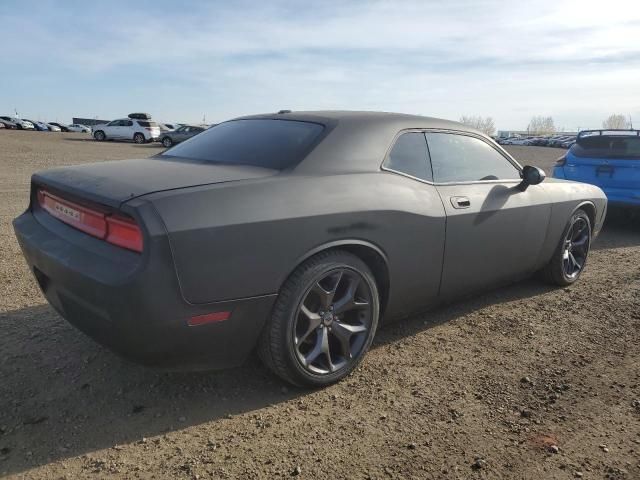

left=92, top=118, right=161, bottom=143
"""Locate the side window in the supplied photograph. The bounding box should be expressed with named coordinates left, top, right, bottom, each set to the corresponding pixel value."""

left=425, top=132, right=519, bottom=183
left=124, top=120, right=133, bottom=127
left=107, top=120, right=119, bottom=126
left=384, top=132, right=432, bottom=181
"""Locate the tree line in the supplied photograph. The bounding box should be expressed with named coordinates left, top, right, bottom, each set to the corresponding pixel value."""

left=458, top=114, right=633, bottom=136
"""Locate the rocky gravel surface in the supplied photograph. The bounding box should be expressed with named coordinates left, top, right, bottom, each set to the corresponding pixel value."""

left=0, top=131, right=638, bottom=479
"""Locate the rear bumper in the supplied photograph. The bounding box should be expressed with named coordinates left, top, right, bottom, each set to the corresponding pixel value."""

left=604, top=190, right=640, bottom=207
left=12, top=206, right=276, bottom=370
left=553, top=168, right=640, bottom=208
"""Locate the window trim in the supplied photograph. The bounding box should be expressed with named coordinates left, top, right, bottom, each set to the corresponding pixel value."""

left=381, top=128, right=523, bottom=186
left=382, top=130, right=434, bottom=183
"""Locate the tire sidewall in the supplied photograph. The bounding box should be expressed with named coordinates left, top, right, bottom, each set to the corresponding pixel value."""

left=279, top=255, right=380, bottom=387
left=94, top=131, right=105, bottom=141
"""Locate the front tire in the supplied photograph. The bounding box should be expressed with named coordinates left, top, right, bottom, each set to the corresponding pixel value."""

left=258, top=250, right=380, bottom=387
left=133, top=133, right=145, bottom=144
left=162, top=136, right=173, bottom=148
left=94, top=130, right=105, bottom=141
left=541, top=209, right=591, bottom=286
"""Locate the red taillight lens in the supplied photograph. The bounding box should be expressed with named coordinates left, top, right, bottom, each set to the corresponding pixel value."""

left=37, top=189, right=143, bottom=253
left=106, top=215, right=143, bottom=252
left=556, top=155, right=567, bottom=166
left=38, top=189, right=107, bottom=238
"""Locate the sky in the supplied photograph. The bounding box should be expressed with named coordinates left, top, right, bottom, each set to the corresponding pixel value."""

left=1, top=0, right=639, bottom=130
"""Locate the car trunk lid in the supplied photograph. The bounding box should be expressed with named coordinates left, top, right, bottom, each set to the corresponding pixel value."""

left=32, top=156, right=278, bottom=208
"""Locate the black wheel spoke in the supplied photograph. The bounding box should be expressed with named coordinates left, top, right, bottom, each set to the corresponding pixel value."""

left=295, top=305, right=321, bottom=345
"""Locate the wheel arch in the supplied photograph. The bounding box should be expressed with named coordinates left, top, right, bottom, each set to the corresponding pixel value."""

left=574, top=201, right=596, bottom=232
left=280, top=240, right=391, bottom=316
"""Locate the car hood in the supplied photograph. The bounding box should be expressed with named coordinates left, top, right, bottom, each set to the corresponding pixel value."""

left=32, top=156, right=279, bottom=208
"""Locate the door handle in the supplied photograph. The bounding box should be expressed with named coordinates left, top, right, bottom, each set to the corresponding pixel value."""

left=450, top=196, right=471, bottom=209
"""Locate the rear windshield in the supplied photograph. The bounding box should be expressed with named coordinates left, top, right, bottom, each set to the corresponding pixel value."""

left=138, top=121, right=158, bottom=127
left=161, top=119, right=325, bottom=169
left=572, top=135, right=640, bottom=159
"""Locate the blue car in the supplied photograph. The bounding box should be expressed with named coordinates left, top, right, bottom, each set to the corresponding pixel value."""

left=553, top=129, right=640, bottom=208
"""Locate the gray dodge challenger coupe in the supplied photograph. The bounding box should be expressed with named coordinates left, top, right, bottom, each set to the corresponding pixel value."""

left=13, top=111, right=607, bottom=386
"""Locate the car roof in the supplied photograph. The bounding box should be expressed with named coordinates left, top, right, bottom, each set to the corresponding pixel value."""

left=236, top=110, right=474, bottom=131
left=232, top=110, right=492, bottom=174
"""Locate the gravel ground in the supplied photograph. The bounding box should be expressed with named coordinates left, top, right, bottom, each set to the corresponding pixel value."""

left=0, top=131, right=638, bottom=479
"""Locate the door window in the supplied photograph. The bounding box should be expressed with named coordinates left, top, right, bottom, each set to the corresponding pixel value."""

left=384, top=132, right=432, bottom=181
left=426, top=132, right=519, bottom=183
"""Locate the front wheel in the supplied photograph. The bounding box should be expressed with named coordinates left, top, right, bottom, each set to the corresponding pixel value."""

left=540, top=209, right=591, bottom=286
left=258, top=250, right=380, bottom=387
left=133, top=133, right=145, bottom=144
left=162, top=136, right=173, bottom=148
left=93, top=130, right=105, bottom=141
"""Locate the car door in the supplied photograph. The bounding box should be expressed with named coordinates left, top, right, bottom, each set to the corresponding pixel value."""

left=122, top=119, right=134, bottom=140
left=104, top=120, right=122, bottom=138
left=426, top=131, right=552, bottom=299
left=178, top=126, right=192, bottom=142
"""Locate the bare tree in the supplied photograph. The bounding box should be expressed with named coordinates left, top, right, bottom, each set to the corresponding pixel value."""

left=459, top=115, right=496, bottom=137
left=527, top=116, right=556, bottom=135
left=602, top=114, right=630, bottom=130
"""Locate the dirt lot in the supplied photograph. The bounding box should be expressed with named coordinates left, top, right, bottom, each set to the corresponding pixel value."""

left=0, top=131, right=638, bottom=479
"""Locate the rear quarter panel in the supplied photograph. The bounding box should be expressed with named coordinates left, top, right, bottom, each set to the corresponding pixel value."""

left=145, top=172, right=447, bottom=320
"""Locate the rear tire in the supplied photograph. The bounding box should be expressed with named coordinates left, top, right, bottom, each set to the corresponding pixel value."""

left=133, top=133, right=145, bottom=144
left=94, top=130, right=105, bottom=141
left=540, top=209, right=591, bottom=286
left=258, top=250, right=380, bottom=387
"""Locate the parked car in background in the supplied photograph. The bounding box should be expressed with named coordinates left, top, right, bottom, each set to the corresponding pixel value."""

left=505, top=137, right=531, bottom=146
left=0, top=118, right=18, bottom=129
left=554, top=129, right=640, bottom=208
left=560, top=138, right=576, bottom=149
left=23, top=119, right=50, bottom=131
left=1, top=116, right=34, bottom=130
left=92, top=117, right=161, bottom=143
left=160, top=124, right=205, bottom=147
left=0, top=122, right=5, bottom=129
left=67, top=124, right=91, bottom=133
left=46, top=124, right=62, bottom=132
left=548, top=136, right=573, bottom=147
left=48, top=122, right=70, bottom=132
left=13, top=111, right=607, bottom=387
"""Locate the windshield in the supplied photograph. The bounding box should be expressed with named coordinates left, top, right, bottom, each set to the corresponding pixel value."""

left=572, top=135, right=640, bottom=159
left=161, top=119, right=325, bottom=170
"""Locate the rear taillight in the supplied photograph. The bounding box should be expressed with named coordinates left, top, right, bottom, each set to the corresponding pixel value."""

left=37, top=189, right=143, bottom=253
left=106, top=215, right=143, bottom=252
left=555, top=155, right=567, bottom=167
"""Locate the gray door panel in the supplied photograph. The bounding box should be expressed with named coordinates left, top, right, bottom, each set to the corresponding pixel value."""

left=436, top=182, right=551, bottom=298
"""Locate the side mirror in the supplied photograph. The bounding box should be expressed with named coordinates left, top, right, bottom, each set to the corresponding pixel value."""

left=518, top=165, right=546, bottom=191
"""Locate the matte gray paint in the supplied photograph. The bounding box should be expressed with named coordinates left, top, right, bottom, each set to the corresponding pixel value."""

left=29, top=111, right=608, bottom=326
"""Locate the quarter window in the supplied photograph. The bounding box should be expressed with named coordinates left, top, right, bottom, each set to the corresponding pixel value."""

left=384, top=132, right=432, bottom=181
left=425, top=132, right=519, bottom=183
